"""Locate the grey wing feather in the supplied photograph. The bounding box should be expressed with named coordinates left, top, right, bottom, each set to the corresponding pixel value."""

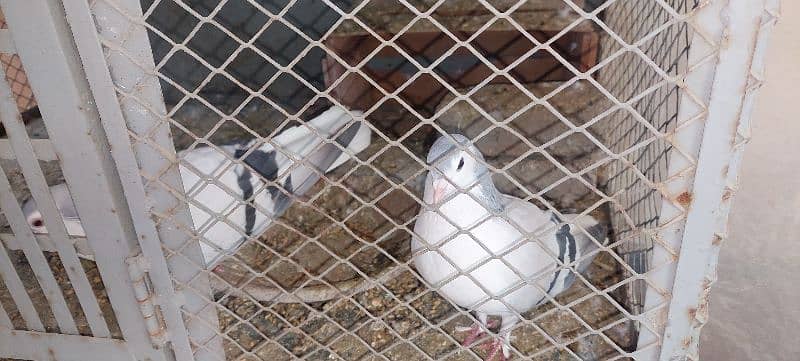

left=562, top=214, right=607, bottom=274
left=272, top=121, right=362, bottom=215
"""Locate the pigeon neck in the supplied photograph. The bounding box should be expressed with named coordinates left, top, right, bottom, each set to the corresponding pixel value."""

left=477, top=175, right=504, bottom=213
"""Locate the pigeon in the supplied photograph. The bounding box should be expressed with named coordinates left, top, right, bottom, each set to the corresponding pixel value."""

left=412, top=134, right=606, bottom=360
left=22, top=106, right=371, bottom=267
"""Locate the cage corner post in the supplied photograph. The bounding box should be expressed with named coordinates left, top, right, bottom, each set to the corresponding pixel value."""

left=638, top=0, right=778, bottom=359
left=84, top=0, right=227, bottom=360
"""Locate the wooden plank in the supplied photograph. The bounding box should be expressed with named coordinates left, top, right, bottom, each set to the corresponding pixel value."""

left=337, top=0, right=590, bottom=35
left=325, top=30, right=599, bottom=113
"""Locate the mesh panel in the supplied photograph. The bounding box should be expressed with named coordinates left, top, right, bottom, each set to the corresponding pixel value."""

left=87, top=0, right=717, bottom=359
left=596, top=0, right=696, bottom=317
left=0, top=10, right=36, bottom=115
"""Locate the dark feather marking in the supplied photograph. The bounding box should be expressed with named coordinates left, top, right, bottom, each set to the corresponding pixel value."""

left=587, top=223, right=607, bottom=246
left=240, top=149, right=279, bottom=182
left=234, top=149, right=257, bottom=236
left=270, top=176, right=293, bottom=216
left=535, top=214, right=576, bottom=305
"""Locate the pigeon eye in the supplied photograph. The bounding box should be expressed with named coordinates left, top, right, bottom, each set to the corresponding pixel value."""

left=456, top=158, right=465, bottom=171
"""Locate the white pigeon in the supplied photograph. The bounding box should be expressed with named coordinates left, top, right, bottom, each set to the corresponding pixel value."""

left=412, top=134, right=606, bottom=360
left=22, top=106, right=371, bottom=267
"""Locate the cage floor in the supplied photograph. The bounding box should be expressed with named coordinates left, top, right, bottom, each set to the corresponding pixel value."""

left=1, top=81, right=636, bottom=360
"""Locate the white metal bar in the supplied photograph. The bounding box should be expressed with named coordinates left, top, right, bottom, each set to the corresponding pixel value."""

left=658, top=0, right=772, bottom=360
left=0, top=0, right=168, bottom=359
left=0, top=233, right=93, bottom=258
left=94, top=1, right=224, bottom=359
left=0, top=139, right=59, bottom=161
left=0, top=75, right=110, bottom=337
left=0, top=165, right=78, bottom=334
left=0, top=295, right=12, bottom=327
left=0, top=328, right=135, bottom=361
left=61, top=0, right=198, bottom=358
left=634, top=0, right=731, bottom=357
left=0, top=235, right=45, bottom=332
left=0, top=29, right=14, bottom=53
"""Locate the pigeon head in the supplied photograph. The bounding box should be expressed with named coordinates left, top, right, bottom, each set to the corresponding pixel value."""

left=21, top=183, right=86, bottom=237
left=425, top=134, right=502, bottom=210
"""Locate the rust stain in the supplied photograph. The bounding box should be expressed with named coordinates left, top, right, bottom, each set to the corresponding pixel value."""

left=702, top=277, right=714, bottom=289
left=682, top=335, right=692, bottom=348
left=722, top=187, right=734, bottom=201
left=712, top=234, right=724, bottom=246
left=676, top=192, right=693, bottom=207
left=688, top=307, right=697, bottom=320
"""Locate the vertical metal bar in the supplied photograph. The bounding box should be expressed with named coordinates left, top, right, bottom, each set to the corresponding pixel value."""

left=61, top=0, right=195, bottom=357
left=658, top=0, right=771, bottom=360
left=0, top=164, right=78, bottom=334
left=0, top=71, right=111, bottom=338
left=0, top=0, right=168, bottom=359
left=635, top=0, right=731, bottom=357
left=0, top=237, right=44, bottom=331
left=95, top=1, right=223, bottom=359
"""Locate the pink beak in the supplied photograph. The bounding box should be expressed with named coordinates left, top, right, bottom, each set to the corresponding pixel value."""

left=432, top=179, right=448, bottom=204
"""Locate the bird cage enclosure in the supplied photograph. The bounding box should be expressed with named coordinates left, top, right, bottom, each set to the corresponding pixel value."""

left=0, top=0, right=778, bottom=360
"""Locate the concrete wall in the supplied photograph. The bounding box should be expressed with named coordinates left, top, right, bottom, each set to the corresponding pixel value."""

left=700, top=2, right=800, bottom=360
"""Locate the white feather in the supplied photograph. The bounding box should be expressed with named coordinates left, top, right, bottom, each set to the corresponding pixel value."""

left=23, top=106, right=372, bottom=268
left=412, top=134, right=605, bottom=358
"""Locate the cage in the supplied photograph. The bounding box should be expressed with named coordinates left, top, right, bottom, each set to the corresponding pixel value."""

left=0, top=0, right=778, bottom=360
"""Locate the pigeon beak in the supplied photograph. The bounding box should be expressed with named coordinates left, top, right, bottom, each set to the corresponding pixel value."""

left=26, top=211, right=47, bottom=234
left=432, top=179, right=448, bottom=204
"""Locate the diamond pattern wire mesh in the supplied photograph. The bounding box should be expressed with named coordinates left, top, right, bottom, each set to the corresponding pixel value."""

left=0, top=10, right=36, bottom=116
left=88, top=0, right=715, bottom=359
left=598, top=0, right=697, bottom=319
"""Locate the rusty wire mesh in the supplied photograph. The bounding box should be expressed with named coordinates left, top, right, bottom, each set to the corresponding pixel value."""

left=82, top=0, right=716, bottom=359
left=0, top=10, right=36, bottom=116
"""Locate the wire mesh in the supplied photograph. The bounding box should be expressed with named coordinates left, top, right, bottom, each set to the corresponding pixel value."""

left=81, top=0, right=721, bottom=359
left=0, top=10, right=36, bottom=116
left=597, top=0, right=696, bottom=319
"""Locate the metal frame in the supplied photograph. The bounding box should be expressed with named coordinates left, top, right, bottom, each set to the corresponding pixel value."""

left=0, top=0, right=779, bottom=360
left=0, top=0, right=178, bottom=360
left=656, top=0, right=779, bottom=359
left=62, top=0, right=213, bottom=359
left=0, top=328, right=135, bottom=361
left=86, top=0, right=226, bottom=358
